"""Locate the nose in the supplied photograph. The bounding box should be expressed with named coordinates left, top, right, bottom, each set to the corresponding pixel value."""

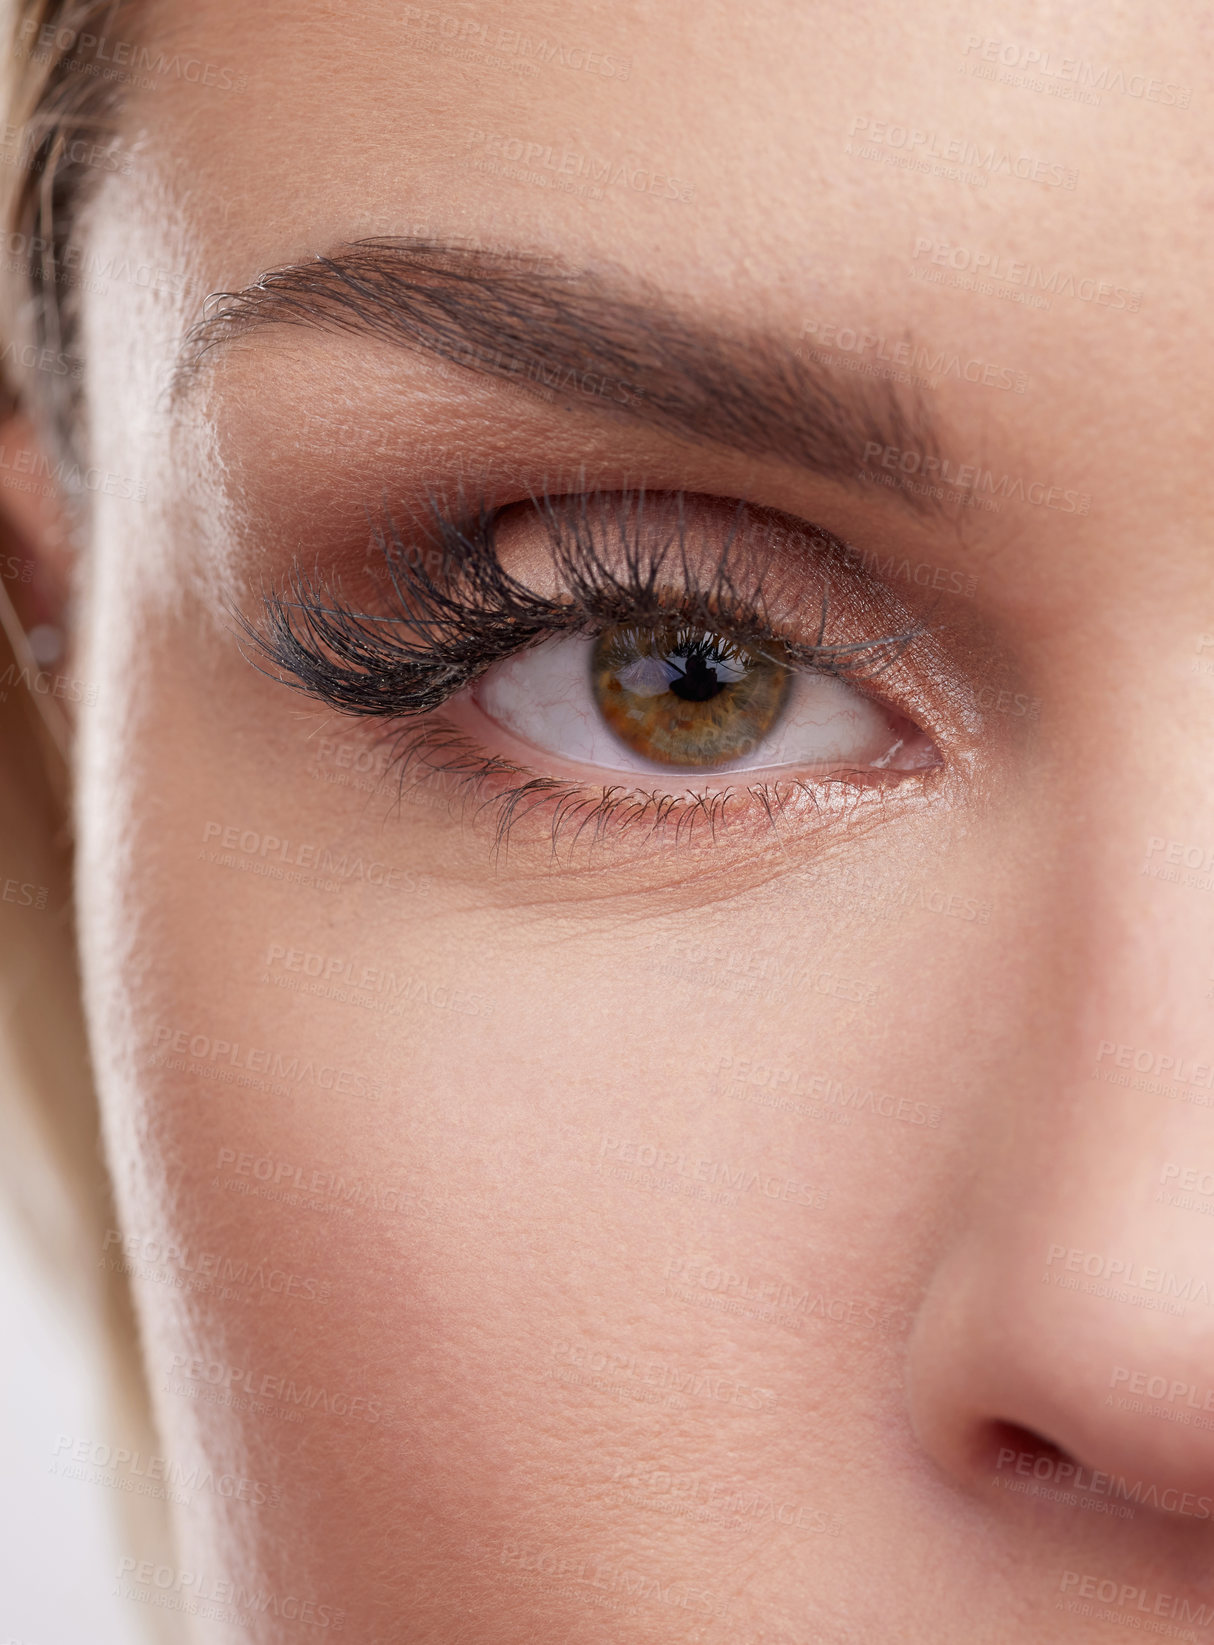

left=907, top=783, right=1214, bottom=1517
left=908, top=1179, right=1214, bottom=1509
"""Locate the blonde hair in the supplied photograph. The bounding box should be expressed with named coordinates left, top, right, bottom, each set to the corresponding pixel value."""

left=0, top=1, right=175, bottom=1628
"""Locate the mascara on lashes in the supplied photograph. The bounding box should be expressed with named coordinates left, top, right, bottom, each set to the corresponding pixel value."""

left=237, top=486, right=923, bottom=723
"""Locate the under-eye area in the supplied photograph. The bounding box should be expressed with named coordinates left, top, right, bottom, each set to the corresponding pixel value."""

left=237, top=485, right=946, bottom=857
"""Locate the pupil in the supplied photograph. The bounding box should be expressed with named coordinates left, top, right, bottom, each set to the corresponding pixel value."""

left=669, top=649, right=731, bottom=702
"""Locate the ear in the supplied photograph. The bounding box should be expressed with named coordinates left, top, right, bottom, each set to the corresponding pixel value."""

left=0, top=411, right=76, bottom=618
left=0, top=412, right=80, bottom=753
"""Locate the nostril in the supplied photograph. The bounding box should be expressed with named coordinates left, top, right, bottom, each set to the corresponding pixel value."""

left=980, top=1420, right=1075, bottom=1488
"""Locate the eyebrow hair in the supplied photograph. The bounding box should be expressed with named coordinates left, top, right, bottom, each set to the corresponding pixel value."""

left=173, top=237, right=944, bottom=508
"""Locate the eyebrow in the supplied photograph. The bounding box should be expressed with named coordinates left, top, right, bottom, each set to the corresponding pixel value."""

left=173, top=237, right=944, bottom=509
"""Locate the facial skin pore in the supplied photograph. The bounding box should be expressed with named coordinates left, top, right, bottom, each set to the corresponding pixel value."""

left=26, top=0, right=1214, bottom=1637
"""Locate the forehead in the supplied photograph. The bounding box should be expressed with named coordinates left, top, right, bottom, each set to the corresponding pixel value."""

left=78, top=0, right=1214, bottom=521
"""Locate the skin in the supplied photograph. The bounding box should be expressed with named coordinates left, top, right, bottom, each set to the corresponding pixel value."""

left=8, top=0, right=1214, bottom=1637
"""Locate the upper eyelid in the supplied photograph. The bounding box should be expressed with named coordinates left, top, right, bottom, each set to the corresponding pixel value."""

left=238, top=487, right=924, bottom=718
left=417, top=485, right=924, bottom=669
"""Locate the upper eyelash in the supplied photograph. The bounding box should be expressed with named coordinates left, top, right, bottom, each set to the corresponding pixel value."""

left=238, top=485, right=922, bottom=720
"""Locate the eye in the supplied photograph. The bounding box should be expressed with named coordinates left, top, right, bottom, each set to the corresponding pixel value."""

left=247, top=484, right=951, bottom=855
left=471, top=621, right=938, bottom=779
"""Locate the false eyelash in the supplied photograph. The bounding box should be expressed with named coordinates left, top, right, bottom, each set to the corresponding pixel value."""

left=238, top=485, right=921, bottom=722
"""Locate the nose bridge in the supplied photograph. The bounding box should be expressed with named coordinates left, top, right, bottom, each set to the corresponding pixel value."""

left=905, top=717, right=1214, bottom=1505
left=1037, top=647, right=1214, bottom=1132
left=1077, top=766, right=1214, bottom=1159
left=984, top=629, right=1214, bottom=1101
left=1112, top=831, right=1214, bottom=1045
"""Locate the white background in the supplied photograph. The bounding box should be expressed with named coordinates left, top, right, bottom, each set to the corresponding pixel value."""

left=0, top=1203, right=135, bottom=1645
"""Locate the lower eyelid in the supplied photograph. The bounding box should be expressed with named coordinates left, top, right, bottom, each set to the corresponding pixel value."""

left=367, top=704, right=936, bottom=875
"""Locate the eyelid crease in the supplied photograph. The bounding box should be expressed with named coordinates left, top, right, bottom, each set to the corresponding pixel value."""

left=236, top=485, right=925, bottom=723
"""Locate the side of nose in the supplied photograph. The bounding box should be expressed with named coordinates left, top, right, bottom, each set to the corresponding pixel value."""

left=907, top=786, right=1214, bottom=1517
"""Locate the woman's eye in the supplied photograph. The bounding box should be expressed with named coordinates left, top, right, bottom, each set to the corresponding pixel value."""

left=471, top=622, right=939, bottom=778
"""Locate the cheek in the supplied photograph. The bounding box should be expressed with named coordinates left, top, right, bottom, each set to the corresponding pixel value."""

left=72, top=578, right=1003, bottom=1626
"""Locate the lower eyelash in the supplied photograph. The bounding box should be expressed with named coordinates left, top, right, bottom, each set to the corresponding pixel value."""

left=373, top=713, right=904, bottom=862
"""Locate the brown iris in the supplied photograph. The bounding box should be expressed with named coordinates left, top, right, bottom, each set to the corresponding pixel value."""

left=590, top=623, right=792, bottom=767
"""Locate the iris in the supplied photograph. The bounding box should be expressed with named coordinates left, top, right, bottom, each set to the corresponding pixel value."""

left=591, top=623, right=791, bottom=767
